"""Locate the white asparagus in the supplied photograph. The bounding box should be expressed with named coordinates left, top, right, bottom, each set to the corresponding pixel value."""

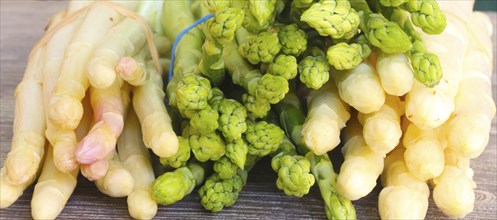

left=116, top=46, right=151, bottom=86
left=119, top=110, right=157, bottom=219
left=301, top=82, right=350, bottom=155
left=3, top=47, right=47, bottom=185
left=358, top=95, right=403, bottom=156
left=88, top=17, right=147, bottom=89
left=378, top=147, right=429, bottom=220
left=94, top=151, right=135, bottom=197
left=31, top=97, right=93, bottom=219
left=336, top=117, right=383, bottom=201
left=376, top=52, right=414, bottom=96
left=48, top=2, right=137, bottom=130
left=402, top=123, right=446, bottom=181
left=445, top=12, right=495, bottom=158
left=132, top=64, right=178, bottom=158
left=432, top=149, right=476, bottom=218
left=332, top=62, right=385, bottom=114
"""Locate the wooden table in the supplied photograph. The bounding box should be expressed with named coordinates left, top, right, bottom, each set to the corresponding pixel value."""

left=1, top=1, right=496, bottom=219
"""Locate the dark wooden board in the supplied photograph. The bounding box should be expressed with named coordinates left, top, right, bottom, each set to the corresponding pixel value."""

left=0, top=1, right=496, bottom=219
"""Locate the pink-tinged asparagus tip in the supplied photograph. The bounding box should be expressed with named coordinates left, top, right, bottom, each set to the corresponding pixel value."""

left=5, top=154, right=38, bottom=185
left=150, top=131, right=179, bottom=158
left=76, top=122, right=117, bottom=164
left=101, top=112, right=124, bottom=136
left=116, top=57, right=138, bottom=78
left=81, top=160, right=109, bottom=181
left=88, top=61, right=117, bottom=89
left=48, top=95, right=83, bottom=130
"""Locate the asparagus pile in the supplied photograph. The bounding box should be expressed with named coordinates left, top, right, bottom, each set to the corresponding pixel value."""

left=1, top=0, right=495, bottom=219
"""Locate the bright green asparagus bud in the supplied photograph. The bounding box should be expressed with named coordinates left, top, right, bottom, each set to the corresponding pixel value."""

left=301, top=0, right=360, bottom=39
left=242, top=0, right=278, bottom=33
left=239, top=31, right=282, bottom=64
left=326, top=42, right=368, bottom=70
left=271, top=138, right=315, bottom=197
left=214, top=156, right=240, bottom=179
left=202, top=0, right=231, bottom=13
left=246, top=121, right=285, bottom=156
left=298, top=55, right=330, bottom=90
left=208, top=7, right=245, bottom=45
left=189, top=106, right=220, bottom=134
left=272, top=154, right=315, bottom=197
left=255, top=74, right=289, bottom=104
left=209, top=87, right=225, bottom=111
left=362, top=13, right=412, bottom=54
left=242, top=94, right=271, bottom=119
left=225, top=138, right=249, bottom=169
left=404, top=0, right=447, bottom=34
left=410, top=51, right=442, bottom=87
left=380, top=0, right=408, bottom=7
left=176, top=73, right=213, bottom=111
left=152, top=163, right=205, bottom=205
left=218, top=99, right=247, bottom=141
left=199, top=173, right=245, bottom=212
left=278, top=24, right=308, bottom=56
left=268, top=54, right=298, bottom=80
left=190, top=132, right=226, bottom=162
left=160, top=136, right=191, bottom=168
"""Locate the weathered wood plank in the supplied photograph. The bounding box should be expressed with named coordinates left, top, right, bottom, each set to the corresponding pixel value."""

left=0, top=1, right=495, bottom=219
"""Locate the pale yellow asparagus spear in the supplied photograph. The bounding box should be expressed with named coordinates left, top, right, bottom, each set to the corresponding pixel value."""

left=76, top=78, right=130, bottom=164
left=31, top=97, right=93, bottom=220
left=332, top=62, right=385, bottom=114
left=116, top=46, right=151, bottom=86
left=87, top=16, right=147, bottom=89
left=132, top=64, right=178, bottom=158
left=336, top=117, right=383, bottom=201
left=80, top=155, right=110, bottom=181
left=43, top=11, right=86, bottom=173
left=301, top=82, right=350, bottom=155
left=3, top=47, right=47, bottom=185
left=48, top=2, right=137, bottom=130
left=445, top=12, right=495, bottom=158
left=432, top=149, right=476, bottom=218
left=94, top=151, right=135, bottom=197
left=375, top=52, right=414, bottom=96
left=378, top=147, right=430, bottom=220
left=357, top=95, right=403, bottom=156
left=402, top=123, right=446, bottom=181
left=118, top=109, right=157, bottom=219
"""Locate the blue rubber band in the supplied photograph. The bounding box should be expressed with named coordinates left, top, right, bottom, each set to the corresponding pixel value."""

left=168, top=14, right=214, bottom=83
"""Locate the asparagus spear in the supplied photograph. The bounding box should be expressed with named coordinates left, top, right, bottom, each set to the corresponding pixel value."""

left=274, top=92, right=356, bottom=220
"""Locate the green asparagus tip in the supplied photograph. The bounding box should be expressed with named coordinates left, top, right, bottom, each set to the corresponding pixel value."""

left=246, top=121, right=285, bottom=157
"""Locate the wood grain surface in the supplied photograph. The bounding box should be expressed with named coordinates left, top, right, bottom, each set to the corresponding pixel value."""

left=1, top=1, right=496, bottom=219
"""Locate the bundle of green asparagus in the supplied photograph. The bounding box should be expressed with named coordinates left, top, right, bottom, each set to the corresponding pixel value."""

left=1, top=0, right=495, bottom=219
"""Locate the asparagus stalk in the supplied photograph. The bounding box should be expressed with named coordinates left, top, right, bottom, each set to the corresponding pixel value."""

left=357, top=95, right=403, bottom=156
left=301, top=82, right=350, bottom=155
left=76, top=78, right=130, bottom=164
left=48, top=2, right=137, bottom=130
left=336, top=117, right=384, bottom=201
left=118, top=109, right=158, bottom=219
left=375, top=51, right=414, bottom=96
left=31, top=93, right=93, bottom=219
left=94, top=151, right=135, bottom=197
left=132, top=64, right=178, bottom=158
left=378, top=147, right=430, bottom=219
left=274, top=92, right=356, bottom=220
left=3, top=47, right=47, bottom=185
left=331, top=62, right=385, bottom=114
left=116, top=46, right=151, bottom=87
